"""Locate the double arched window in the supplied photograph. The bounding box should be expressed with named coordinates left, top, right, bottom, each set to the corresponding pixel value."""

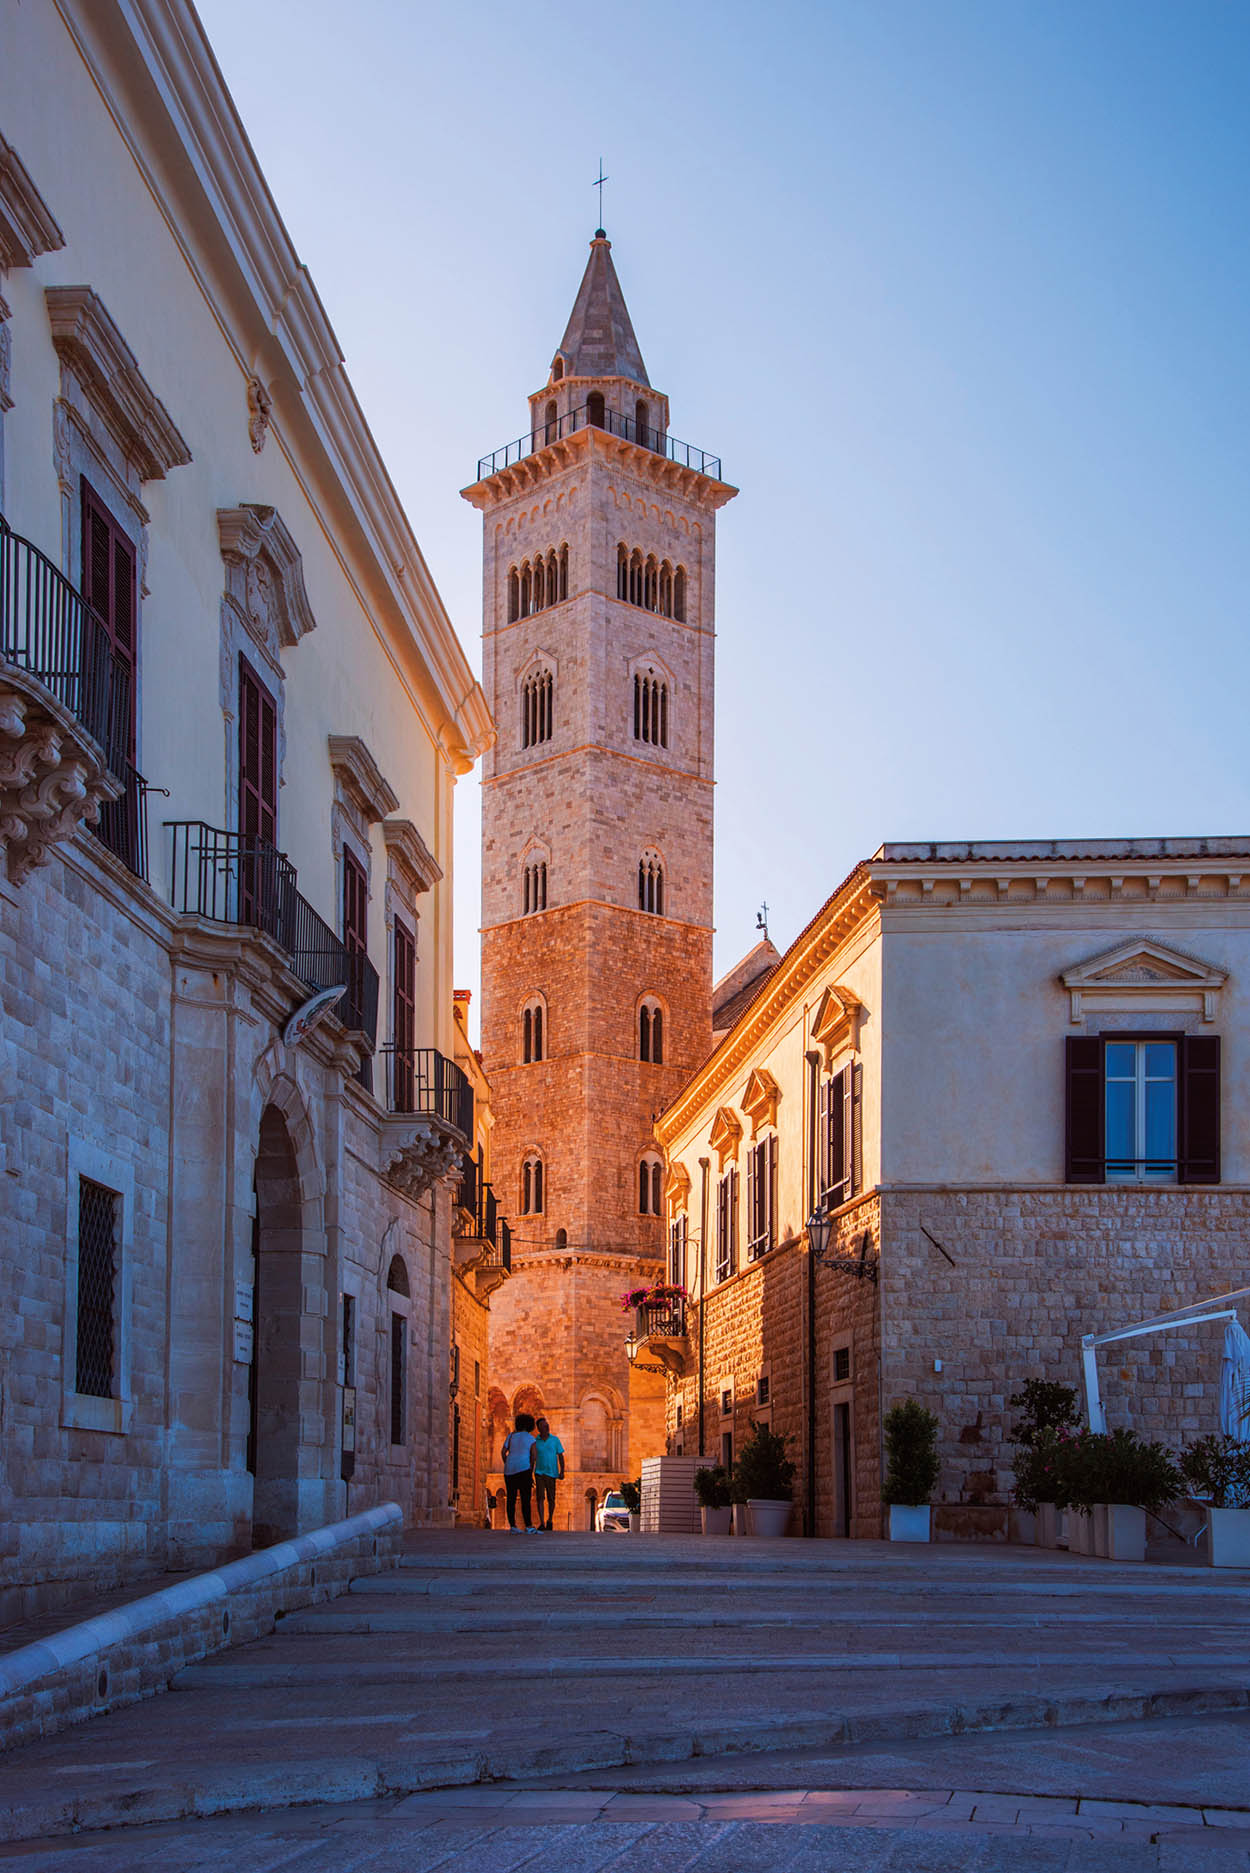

left=521, top=667, right=553, bottom=749
left=639, top=1153, right=663, bottom=1216
left=522, top=1155, right=544, bottom=1215
left=639, top=998, right=664, bottom=1064
left=616, top=545, right=686, bottom=622
left=638, top=851, right=665, bottom=916
left=507, top=547, right=569, bottom=624
left=523, top=857, right=548, bottom=914
left=522, top=997, right=546, bottom=1063
left=633, top=670, right=669, bottom=748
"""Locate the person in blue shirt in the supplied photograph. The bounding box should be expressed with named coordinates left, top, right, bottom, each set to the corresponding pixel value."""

left=501, top=1412, right=538, bottom=1532
left=533, top=1416, right=566, bottom=1531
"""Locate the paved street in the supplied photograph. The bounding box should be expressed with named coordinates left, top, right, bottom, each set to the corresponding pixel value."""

left=2, top=1531, right=1249, bottom=1867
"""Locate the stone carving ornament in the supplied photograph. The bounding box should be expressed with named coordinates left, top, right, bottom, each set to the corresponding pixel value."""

left=381, top=1119, right=464, bottom=1202
left=0, top=678, right=120, bottom=884
left=247, top=375, right=272, bottom=454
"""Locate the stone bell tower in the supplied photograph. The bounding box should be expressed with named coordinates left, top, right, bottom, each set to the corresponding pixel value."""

left=463, top=229, right=736, bottom=1525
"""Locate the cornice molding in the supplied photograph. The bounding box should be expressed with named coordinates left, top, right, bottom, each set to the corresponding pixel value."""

left=1060, top=936, right=1229, bottom=1026
left=382, top=817, right=443, bottom=895
left=46, top=286, right=191, bottom=481
left=462, top=425, right=738, bottom=514
left=0, top=134, right=65, bottom=270
left=329, top=735, right=399, bottom=824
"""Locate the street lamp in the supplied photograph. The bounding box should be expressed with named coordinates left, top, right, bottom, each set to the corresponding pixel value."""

left=807, top=1204, right=878, bottom=1283
left=806, top=1204, right=833, bottom=1262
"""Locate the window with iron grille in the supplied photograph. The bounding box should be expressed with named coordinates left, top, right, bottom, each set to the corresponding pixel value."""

left=746, top=1134, right=777, bottom=1260
left=390, top=1312, right=407, bottom=1444
left=715, top=1167, right=738, bottom=1284
left=757, top=1373, right=770, bottom=1407
left=833, top=1345, right=851, bottom=1383
left=76, top=1177, right=119, bottom=1398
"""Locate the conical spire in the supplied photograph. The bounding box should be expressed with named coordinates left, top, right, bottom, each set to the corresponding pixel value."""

left=556, top=233, right=650, bottom=386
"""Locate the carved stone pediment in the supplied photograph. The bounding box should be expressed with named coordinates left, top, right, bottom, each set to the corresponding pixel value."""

left=218, top=504, right=316, bottom=673
left=0, top=669, right=121, bottom=884
left=709, top=1105, right=743, bottom=1170
left=329, top=736, right=399, bottom=824
left=740, top=1066, right=780, bottom=1138
left=811, top=982, right=862, bottom=1063
left=665, top=1160, right=691, bottom=1207
left=1061, top=938, right=1228, bottom=1024
left=0, top=134, right=65, bottom=270
left=383, top=817, right=443, bottom=894
left=46, top=287, right=191, bottom=481
left=380, top=1116, right=464, bottom=1202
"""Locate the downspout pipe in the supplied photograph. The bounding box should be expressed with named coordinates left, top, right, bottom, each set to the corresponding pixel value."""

left=698, top=1156, right=710, bottom=1457
left=805, top=1049, right=821, bottom=1538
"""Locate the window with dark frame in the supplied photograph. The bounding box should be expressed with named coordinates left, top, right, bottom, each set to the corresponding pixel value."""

left=390, top=1311, right=406, bottom=1444
left=75, top=1176, right=119, bottom=1398
left=639, top=999, right=664, bottom=1063
left=715, top=1166, right=739, bottom=1284
left=818, top=1067, right=853, bottom=1207
left=668, top=1213, right=688, bottom=1288
left=833, top=1345, right=851, bottom=1383
left=522, top=1000, right=545, bottom=1063
left=237, top=656, right=278, bottom=930
left=523, top=859, right=548, bottom=914
left=633, top=671, right=669, bottom=749
left=1065, top=1033, right=1220, bottom=1185
left=392, top=917, right=416, bottom=1107
left=522, top=667, right=553, bottom=748
left=639, top=1155, right=663, bottom=1216
left=638, top=853, right=665, bottom=915
left=523, top=1155, right=545, bottom=1214
left=746, top=1133, right=777, bottom=1260
left=81, top=481, right=137, bottom=759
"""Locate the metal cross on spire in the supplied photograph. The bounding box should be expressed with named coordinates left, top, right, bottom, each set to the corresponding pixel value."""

left=593, top=159, right=609, bottom=233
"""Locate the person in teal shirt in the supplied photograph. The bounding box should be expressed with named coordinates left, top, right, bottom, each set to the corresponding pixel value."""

left=533, top=1417, right=565, bottom=1531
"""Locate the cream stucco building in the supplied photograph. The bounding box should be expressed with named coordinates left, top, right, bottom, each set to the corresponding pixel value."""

left=0, top=0, right=492, bottom=1619
left=653, top=839, right=1250, bottom=1540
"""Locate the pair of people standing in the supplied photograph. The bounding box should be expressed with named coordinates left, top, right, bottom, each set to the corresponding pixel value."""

left=500, top=1413, right=565, bottom=1531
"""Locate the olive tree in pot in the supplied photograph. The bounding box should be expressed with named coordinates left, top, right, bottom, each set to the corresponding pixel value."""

left=694, top=1464, right=732, bottom=1535
left=620, top=1478, right=642, bottom=1535
left=1180, top=1436, right=1250, bottom=1567
left=1049, top=1428, right=1180, bottom=1560
left=883, top=1400, right=940, bottom=1541
left=735, top=1423, right=796, bottom=1537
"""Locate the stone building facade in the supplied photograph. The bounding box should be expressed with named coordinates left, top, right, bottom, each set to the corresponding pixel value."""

left=654, top=839, right=1250, bottom=1540
left=0, top=0, right=491, bottom=1621
left=463, top=232, right=736, bottom=1526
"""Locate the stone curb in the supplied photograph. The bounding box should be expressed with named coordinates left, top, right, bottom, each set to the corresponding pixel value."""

left=0, top=1503, right=402, bottom=1757
left=2, top=1678, right=1247, bottom=1845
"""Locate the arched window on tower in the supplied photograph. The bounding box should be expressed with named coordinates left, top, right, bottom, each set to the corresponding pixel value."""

left=520, top=562, right=531, bottom=618
left=659, top=561, right=673, bottom=618
left=639, top=1152, right=663, bottom=1216
left=533, top=555, right=546, bottom=613
left=522, top=857, right=548, bottom=915
left=521, top=997, right=546, bottom=1064
left=522, top=1155, right=545, bottom=1215
left=546, top=549, right=559, bottom=606
left=522, top=667, right=553, bottom=748
left=634, top=670, right=669, bottom=749
left=552, top=356, right=564, bottom=382
left=629, top=550, right=643, bottom=608
left=559, top=543, right=569, bottom=600
left=639, top=998, right=664, bottom=1064
left=674, top=565, right=687, bottom=623
left=638, top=850, right=665, bottom=916
left=635, top=399, right=651, bottom=448
left=644, top=556, right=658, bottom=613
left=507, top=567, right=520, bottom=623
left=617, top=544, right=628, bottom=602
left=544, top=399, right=557, bottom=443
left=586, top=391, right=605, bottom=428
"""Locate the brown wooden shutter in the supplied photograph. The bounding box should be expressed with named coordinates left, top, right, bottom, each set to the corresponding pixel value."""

left=767, top=1132, right=778, bottom=1247
left=238, top=657, right=277, bottom=846
left=81, top=483, right=137, bottom=758
left=1180, top=1035, right=1220, bottom=1184
left=1065, top=1036, right=1104, bottom=1183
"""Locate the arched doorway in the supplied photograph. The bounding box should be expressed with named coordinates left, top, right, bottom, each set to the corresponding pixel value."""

left=249, top=1104, right=306, bottom=1545
left=585, top=1487, right=598, bottom=1530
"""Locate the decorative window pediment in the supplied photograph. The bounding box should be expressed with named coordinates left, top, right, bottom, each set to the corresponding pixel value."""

left=1061, top=939, right=1228, bottom=1025
left=46, top=287, right=190, bottom=482
left=382, top=818, right=443, bottom=895
left=329, top=736, right=399, bottom=825
left=665, top=1161, right=691, bottom=1208
left=709, top=1105, right=743, bottom=1170
left=740, top=1066, right=780, bottom=1138
left=218, top=505, right=315, bottom=672
left=0, top=135, right=64, bottom=269
left=811, top=982, right=862, bottom=1063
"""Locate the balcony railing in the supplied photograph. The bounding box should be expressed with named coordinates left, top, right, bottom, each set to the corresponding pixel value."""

left=383, top=1045, right=474, bottom=1140
left=477, top=403, right=722, bottom=483
left=1, top=515, right=151, bottom=879
left=635, top=1296, right=688, bottom=1342
left=457, top=1154, right=500, bottom=1244
left=166, top=821, right=379, bottom=1045
left=489, top=1217, right=513, bottom=1276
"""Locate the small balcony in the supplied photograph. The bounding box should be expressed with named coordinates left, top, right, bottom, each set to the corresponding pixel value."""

left=632, top=1293, right=691, bottom=1376
left=166, top=820, right=379, bottom=1044
left=378, top=1045, right=475, bottom=1202
left=454, top=1153, right=512, bottom=1295
left=476, top=403, right=722, bottom=484
left=0, top=514, right=149, bottom=883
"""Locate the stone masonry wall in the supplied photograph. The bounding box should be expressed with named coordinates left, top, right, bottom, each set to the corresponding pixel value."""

left=451, top=1270, right=491, bottom=1525
left=881, top=1186, right=1250, bottom=1539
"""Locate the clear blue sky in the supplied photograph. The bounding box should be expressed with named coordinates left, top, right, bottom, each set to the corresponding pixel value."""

left=198, top=0, right=1250, bottom=1015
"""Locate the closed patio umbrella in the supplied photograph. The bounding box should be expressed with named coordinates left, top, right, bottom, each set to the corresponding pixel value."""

left=1218, top=1319, right=1250, bottom=1443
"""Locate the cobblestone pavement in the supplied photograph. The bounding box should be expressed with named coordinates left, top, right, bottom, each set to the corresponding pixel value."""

left=2, top=1532, right=1249, bottom=1866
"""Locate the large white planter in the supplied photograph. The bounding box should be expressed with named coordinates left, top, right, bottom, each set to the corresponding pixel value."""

left=700, top=1505, right=731, bottom=1535
left=628, top=1512, right=641, bottom=1535
left=748, top=1499, right=791, bottom=1538
left=731, top=1503, right=750, bottom=1536
left=1034, top=1504, right=1060, bottom=1549
left=1067, top=1509, right=1094, bottom=1555
left=1103, top=1504, right=1146, bottom=1562
left=1207, top=1507, right=1250, bottom=1568
left=888, top=1504, right=931, bottom=1543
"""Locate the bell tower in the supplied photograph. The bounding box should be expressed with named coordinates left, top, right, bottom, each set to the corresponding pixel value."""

left=463, top=230, right=736, bottom=1524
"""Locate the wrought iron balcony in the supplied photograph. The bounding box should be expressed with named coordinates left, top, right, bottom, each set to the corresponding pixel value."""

left=1, top=514, right=150, bottom=882
left=383, top=1045, right=474, bottom=1140
left=166, top=820, right=379, bottom=1044
left=635, top=1295, right=688, bottom=1342
left=457, top=1154, right=500, bottom=1246
left=476, top=403, right=722, bottom=483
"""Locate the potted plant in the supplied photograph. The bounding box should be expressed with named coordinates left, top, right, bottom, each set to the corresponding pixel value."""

left=735, top=1423, right=796, bottom=1537
left=729, top=1466, right=750, bottom=1535
left=1009, top=1380, right=1080, bottom=1548
left=1051, top=1428, right=1180, bottom=1560
left=694, top=1463, right=731, bottom=1535
left=1181, top=1436, right=1250, bottom=1567
left=883, top=1400, right=940, bottom=1541
left=620, top=1477, right=642, bottom=1534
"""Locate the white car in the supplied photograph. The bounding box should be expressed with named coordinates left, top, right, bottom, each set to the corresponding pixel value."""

left=595, top=1490, right=631, bottom=1533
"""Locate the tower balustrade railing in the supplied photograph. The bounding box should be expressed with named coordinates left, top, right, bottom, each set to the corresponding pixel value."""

left=476, top=404, right=721, bottom=482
